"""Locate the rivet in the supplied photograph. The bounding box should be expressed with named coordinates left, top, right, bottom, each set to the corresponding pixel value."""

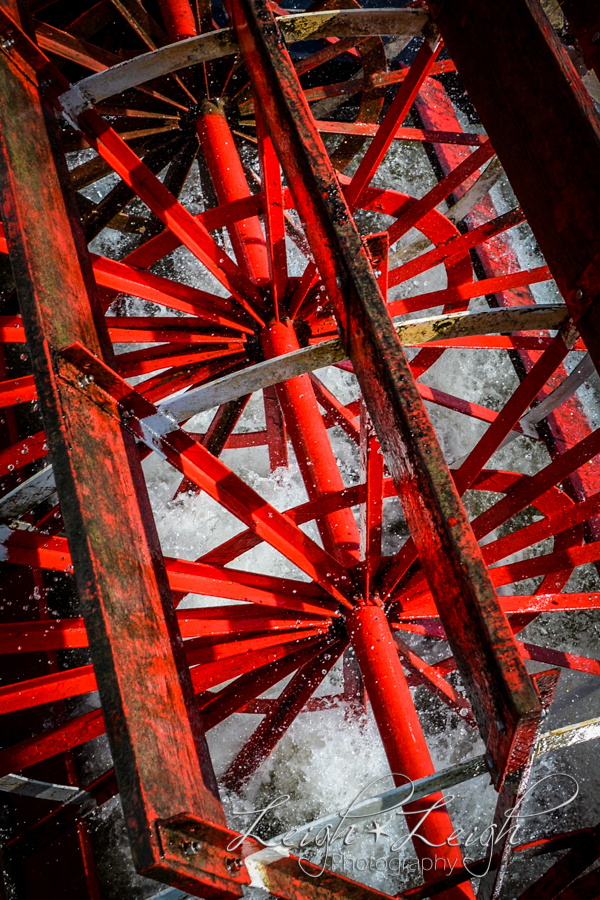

left=592, top=31, right=600, bottom=44
left=575, top=288, right=584, bottom=300
left=226, top=856, right=243, bottom=874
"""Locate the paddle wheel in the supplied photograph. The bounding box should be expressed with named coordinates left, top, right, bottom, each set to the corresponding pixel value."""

left=1, top=0, right=600, bottom=897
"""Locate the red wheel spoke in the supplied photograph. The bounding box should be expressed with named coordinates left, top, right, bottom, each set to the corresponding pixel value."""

left=186, top=628, right=330, bottom=669
left=393, top=634, right=476, bottom=728
left=0, top=430, right=48, bottom=475
left=200, top=482, right=368, bottom=566
left=0, top=374, right=36, bottom=407
left=263, top=384, right=289, bottom=470
left=199, top=638, right=332, bottom=731
left=59, top=345, right=357, bottom=604
left=388, top=139, right=494, bottom=245
left=427, top=644, right=600, bottom=694
left=121, top=193, right=264, bottom=269
left=2, top=527, right=339, bottom=616
left=109, top=0, right=169, bottom=51
left=417, top=383, right=533, bottom=435
left=359, top=403, right=383, bottom=590
left=116, top=342, right=245, bottom=377
left=190, top=634, right=327, bottom=692
left=0, top=237, right=256, bottom=332
left=313, top=120, right=489, bottom=147
left=489, top=539, right=600, bottom=589
left=138, top=356, right=244, bottom=403
left=472, top=428, right=600, bottom=541
left=310, top=374, right=360, bottom=443
left=381, top=425, right=600, bottom=599
left=0, top=608, right=331, bottom=653
left=345, top=37, right=442, bottom=209
left=395, top=592, right=600, bottom=620
left=483, top=490, right=600, bottom=566
left=34, top=20, right=125, bottom=73
left=73, top=110, right=266, bottom=320
left=0, top=665, right=97, bottom=715
left=517, top=642, right=600, bottom=677
left=0, top=708, right=105, bottom=778
left=221, top=638, right=346, bottom=791
left=388, top=206, right=525, bottom=290
left=454, top=323, right=577, bottom=493
left=175, top=394, right=251, bottom=496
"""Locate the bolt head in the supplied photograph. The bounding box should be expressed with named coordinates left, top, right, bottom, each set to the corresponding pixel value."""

left=225, top=856, right=243, bottom=874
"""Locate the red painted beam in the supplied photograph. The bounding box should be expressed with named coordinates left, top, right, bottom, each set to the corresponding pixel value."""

left=0, top=8, right=237, bottom=895
left=229, top=0, right=542, bottom=787
left=428, top=0, right=600, bottom=372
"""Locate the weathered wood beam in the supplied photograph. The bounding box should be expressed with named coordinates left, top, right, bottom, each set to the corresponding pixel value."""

left=161, top=304, right=569, bottom=421
left=230, top=0, right=542, bottom=788
left=59, top=9, right=428, bottom=106
left=0, top=6, right=243, bottom=897
left=558, top=0, right=600, bottom=81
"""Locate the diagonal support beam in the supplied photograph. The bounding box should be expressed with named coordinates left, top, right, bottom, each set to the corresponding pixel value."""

left=228, top=0, right=541, bottom=786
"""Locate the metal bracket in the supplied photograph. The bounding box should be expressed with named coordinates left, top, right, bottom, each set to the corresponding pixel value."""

left=153, top=815, right=250, bottom=897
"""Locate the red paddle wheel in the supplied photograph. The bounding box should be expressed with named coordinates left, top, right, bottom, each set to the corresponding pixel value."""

left=0, top=0, right=600, bottom=898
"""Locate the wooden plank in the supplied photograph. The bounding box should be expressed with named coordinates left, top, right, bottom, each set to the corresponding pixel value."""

left=280, top=8, right=429, bottom=42
left=0, top=8, right=239, bottom=896
left=231, top=0, right=542, bottom=788
left=0, top=303, right=571, bottom=523
left=0, top=464, right=56, bottom=520
left=161, top=304, right=569, bottom=422
left=0, top=773, right=92, bottom=807
left=536, top=715, right=600, bottom=756
left=58, top=9, right=428, bottom=107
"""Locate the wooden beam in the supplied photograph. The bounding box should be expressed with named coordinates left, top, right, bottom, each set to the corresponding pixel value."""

left=0, top=7, right=243, bottom=897
left=58, top=9, right=428, bottom=106
left=230, top=0, right=542, bottom=788
left=161, top=304, right=569, bottom=421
